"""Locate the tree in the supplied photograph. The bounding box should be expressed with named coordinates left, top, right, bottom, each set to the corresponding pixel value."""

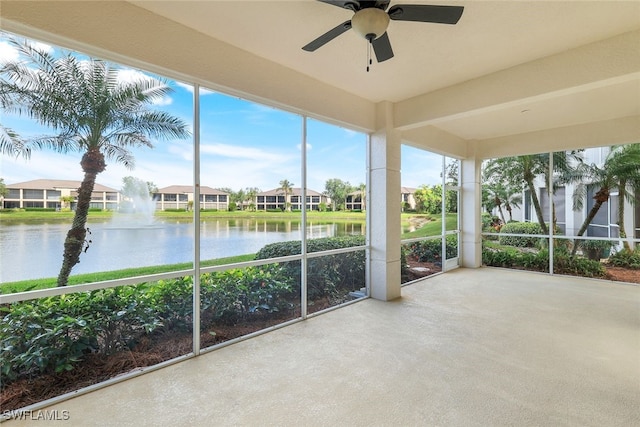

left=234, top=189, right=245, bottom=210
left=59, top=195, right=74, bottom=210
left=324, top=178, right=351, bottom=211
left=0, top=177, right=7, bottom=199
left=413, top=185, right=441, bottom=215
left=121, top=176, right=157, bottom=200
left=244, top=187, right=260, bottom=211
left=483, top=183, right=508, bottom=224
left=442, top=159, right=459, bottom=186
left=484, top=155, right=548, bottom=233
left=484, top=152, right=581, bottom=234
left=0, top=39, right=190, bottom=286
left=1, top=125, right=30, bottom=158
left=569, top=144, right=640, bottom=254
left=482, top=164, right=523, bottom=223
left=357, top=182, right=366, bottom=211
left=278, top=179, right=294, bottom=212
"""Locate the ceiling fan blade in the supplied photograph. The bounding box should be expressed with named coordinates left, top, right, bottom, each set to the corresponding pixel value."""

left=388, top=4, right=464, bottom=24
left=372, top=32, right=394, bottom=62
left=302, top=21, right=352, bottom=52
left=317, top=1, right=360, bottom=12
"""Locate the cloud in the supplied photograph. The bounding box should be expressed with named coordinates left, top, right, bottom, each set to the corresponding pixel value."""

left=175, top=81, right=216, bottom=96
left=167, top=144, right=193, bottom=162
left=151, top=97, right=173, bottom=107
left=0, top=36, right=54, bottom=62
left=0, top=41, right=19, bottom=62
left=200, top=143, right=286, bottom=163
left=115, top=68, right=174, bottom=106
left=29, top=40, right=54, bottom=54
left=116, top=68, right=149, bottom=84
left=296, top=143, right=312, bottom=151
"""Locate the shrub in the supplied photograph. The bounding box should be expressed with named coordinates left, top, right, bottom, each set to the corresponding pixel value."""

left=579, top=239, right=614, bottom=261
left=0, top=268, right=295, bottom=386
left=405, top=236, right=458, bottom=263
left=0, top=297, right=97, bottom=382
left=608, top=248, right=640, bottom=269
left=200, top=264, right=294, bottom=324
left=0, top=285, right=163, bottom=383
left=24, top=207, right=56, bottom=212
left=255, top=236, right=366, bottom=300
left=482, top=247, right=606, bottom=278
left=498, top=222, right=544, bottom=247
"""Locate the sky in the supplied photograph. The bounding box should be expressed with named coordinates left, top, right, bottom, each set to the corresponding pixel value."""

left=0, top=32, right=447, bottom=194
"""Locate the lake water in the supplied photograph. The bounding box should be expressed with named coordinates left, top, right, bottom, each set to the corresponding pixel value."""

left=0, top=218, right=365, bottom=282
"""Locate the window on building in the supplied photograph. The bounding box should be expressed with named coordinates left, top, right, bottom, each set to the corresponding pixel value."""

left=23, top=189, right=44, bottom=199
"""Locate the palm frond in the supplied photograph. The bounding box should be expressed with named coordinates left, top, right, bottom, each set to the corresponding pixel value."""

left=102, top=144, right=135, bottom=169
left=0, top=125, right=30, bottom=158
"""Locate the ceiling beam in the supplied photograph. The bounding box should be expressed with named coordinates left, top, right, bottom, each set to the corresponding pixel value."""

left=401, top=126, right=467, bottom=159
left=476, top=115, right=640, bottom=160
left=394, top=30, right=640, bottom=131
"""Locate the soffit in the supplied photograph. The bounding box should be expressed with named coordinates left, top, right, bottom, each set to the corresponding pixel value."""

left=2, top=1, right=639, bottom=153
left=130, top=0, right=640, bottom=104
left=128, top=0, right=640, bottom=151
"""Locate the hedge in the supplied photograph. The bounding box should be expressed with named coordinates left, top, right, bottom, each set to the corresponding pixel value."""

left=1, top=236, right=366, bottom=386
left=0, top=265, right=293, bottom=385
left=498, top=222, right=545, bottom=247
left=255, top=235, right=366, bottom=300
left=404, top=236, right=458, bottom=263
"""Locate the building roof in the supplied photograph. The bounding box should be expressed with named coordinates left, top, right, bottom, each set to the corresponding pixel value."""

left=257, top=188, right=323, bottom=197
left=6, top=179, right=117, bottom=192
left=156, top=185, right=229, bottom=195
left=401, top=187, right=417, bottom=194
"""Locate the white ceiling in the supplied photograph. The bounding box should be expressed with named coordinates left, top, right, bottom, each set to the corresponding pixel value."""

left=131, top=0, right=640, bottom=103
left=3, top=0, right=639, bottom=154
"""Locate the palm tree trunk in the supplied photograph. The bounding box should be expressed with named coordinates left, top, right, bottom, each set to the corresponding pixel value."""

left=57, top=149, right=105, bottom=286
left=526, top=180, right=548, bottom=234
left=571, top=187, right=609, bottom=256
left=496, top=200, right=506, bottom=224
left=617, top=179, right=630, bottom=250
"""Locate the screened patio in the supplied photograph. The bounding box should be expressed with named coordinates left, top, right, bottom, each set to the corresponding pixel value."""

left=1, top=1, right=639, bottom=425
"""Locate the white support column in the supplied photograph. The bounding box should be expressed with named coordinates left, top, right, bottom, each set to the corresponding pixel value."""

left=369, top=102, right=402, bottom=301
left=460, top=143, right=482, bottom=268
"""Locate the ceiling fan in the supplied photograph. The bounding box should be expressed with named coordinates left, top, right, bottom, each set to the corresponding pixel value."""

left=302, top=1, right=464, bottom=63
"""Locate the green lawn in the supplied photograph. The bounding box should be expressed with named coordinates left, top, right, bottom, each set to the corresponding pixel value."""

left=0, top=254, right=255, bottom=294
left=401, top=213, right=458, bottom=239
left=0, top=208, right=366, bottom=222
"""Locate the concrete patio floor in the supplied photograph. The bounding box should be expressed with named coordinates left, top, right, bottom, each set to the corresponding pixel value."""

left=5, top=268, right=639, bottom=426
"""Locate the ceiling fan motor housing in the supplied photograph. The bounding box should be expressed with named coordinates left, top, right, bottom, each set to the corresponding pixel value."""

left=351, top=8, right=390, bottom=41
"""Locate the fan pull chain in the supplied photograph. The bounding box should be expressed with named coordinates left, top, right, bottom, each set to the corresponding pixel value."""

left=366, top=41, right=372, bottom=72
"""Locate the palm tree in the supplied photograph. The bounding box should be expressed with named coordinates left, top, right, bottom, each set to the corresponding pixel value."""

left=484, top=155, right=548, bottom=233
left=278, top=179, right=293, bottom=212
left=616, top=172, right=640, bottom=250
left=357, top=182, right=366, bottom=211
left=1, top=125, right=30, bottom=158
left=484, top=151, right=582, bottom=234
left=483, top=183, right=507, bottom=224
left=568, top=144, right=640, bottom=255
left=244, top=187, right=260, bottom=211
left=0, top=39, right=190, bottom=286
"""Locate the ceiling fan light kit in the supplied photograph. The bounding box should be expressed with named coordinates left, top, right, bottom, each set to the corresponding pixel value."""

left=351, top=8, right=390, bottom=41
left=303, top=1, right=464, bottom=65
